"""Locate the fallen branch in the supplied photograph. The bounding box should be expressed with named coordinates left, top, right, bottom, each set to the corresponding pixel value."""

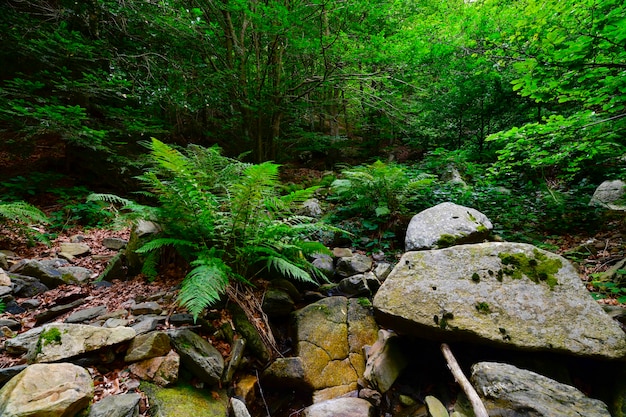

left=440, top=343, right=489, bottom=417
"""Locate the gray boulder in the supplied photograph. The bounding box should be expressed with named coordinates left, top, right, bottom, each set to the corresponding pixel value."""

left=0, top=363, right=93, bottom=417
left=405, top=202, right=492, bottom=251
left=302, top=397, right=374, bottom=417
left=363, top=330, right=408, bottom=393
left=471, top=362, right=611, bottom=417
left=89, top=393, right=141, bottom=417
left=10, top=260, right=66, bottom=288
left=124, top=331, right=171, bottom=363
left=590, top=179, right=626, bottom=210
left=28, top=323, right=136, bottom=363
left=373, top=242, right=626, bottom=359
left=335, top=253, right=373, bottom=278
left=169, top=329, right=224, bottom=386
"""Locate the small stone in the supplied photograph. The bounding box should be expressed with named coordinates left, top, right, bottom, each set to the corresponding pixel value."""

left=102, top=237, right=128, bottom=250
left=60, top=242, right=91, bottom=257
left=131, top=302, right=162, bottom=315
left=20, top=299, right=41, bottom=310
left=104, top=318, right=129, bottom=328
left=0, top=268, right=11, bottom=286
left=333, top=248, right=353, bottom=258
left=65, top=305, right=108, bottom=324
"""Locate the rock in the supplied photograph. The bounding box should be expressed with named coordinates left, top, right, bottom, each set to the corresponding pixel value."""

left=373, top=242, right=626, bottom=359
left=10, top=259, right=66, bottom=288
left=363, top=330, right=408, bottom=393
left=128, top=350, right=180, bottom=387
left=441, top=164, right=467, bottom=187
left=141, top=382, right=227, bottom=417
left=57, top=266, right=94, bottom=283
left=131, top=316, right=162, bottom=334
left=261, top=288, right=295, bottom=317
left=135, top=220, right=161, bottom=237
left=0, top=253, right=7, bottom=270
left=29, top=323, right=136, bottom=363
left=223, top=337, right=246, bottom=384
left=230, top=397, right=252, bottom=417
left=4, top=326, right=43, bottom=356
left=0, top=319, right=20, bottom=331
left=312, top=254, right=335, bottom=277
left=130, top=301, right=162, bottom=315
left=102, top=237, right=128, bottom=250
left=337, top=272, right=380, bottom=297
left=9, top=274, right=48, bottom=297
left=302, top=198, right=323, bottom=217
left=358, top=388, right=382, bottom=407
left=0, top=286, right=12, bottom=297
left=405, top=202, right=492, bottom=251
left=261, top=357, right=308, bottom=390
left=234, top=374, right=258, bottom=405
left=0, top=268, right=10, bottom=286
left=333, top=248, right=353, bottom=258
left=302, top=397, right=374, bottom=417
left=0, top=363, right=93, bottom=417
left=60, top=242, right=91, bottom=256
left=89, top=393, right=141, bottom=417
left=0, top=366, right=27, bottom=388
left=425, top=395, right=450, bottom=417
left=35, top=298, right=85, bottom=325
left=293, top=296, right=378, bottom=401
left=373, top=262, right=393, bottom=282
left=104, top=318, right=130, bottom=328
left=169, top=329, right=224, bottom=386
left=471, top=362, right=611, bottom=417
left=229, top=303, right=271, bottom=363
left=65, top=305, right=108, bottom=323
left=590, top=180, right=626, bottom=210
left=335, top=254, right=373, bottom=278
left=125, top=331, right=171, bottom=363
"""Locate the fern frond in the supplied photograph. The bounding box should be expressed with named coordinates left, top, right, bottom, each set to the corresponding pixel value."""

left=263, top=255, right=315, bottom=283
left=178, top=256, right=231, bottom=320
left=135, top=238, right=197, bottom=254
left=0, top=201, right=48, bottom=224
left=141, top=250, right=160, bottom=281
left=87, top=193, right=134, bottom=206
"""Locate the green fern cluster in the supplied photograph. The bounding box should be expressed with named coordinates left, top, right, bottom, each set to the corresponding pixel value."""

left=0, top=201, right=49, bottom=243
left=104, top=138, right=334, bottom=319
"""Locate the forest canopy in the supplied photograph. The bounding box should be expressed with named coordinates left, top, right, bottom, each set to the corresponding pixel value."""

left=0, top=0, right=624, bottom=185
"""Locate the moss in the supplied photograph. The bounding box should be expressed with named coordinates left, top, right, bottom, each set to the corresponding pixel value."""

left=436, top=234, right=458, bottom=248
left=476, top=224, right=489, bottom=234
left=36, top=327, right=62, bottom=354
left=471, top=272, right=481, bottom=283
left=475, top=302, right=490, bottom=313
left=497, top=249, right=562, bottom=289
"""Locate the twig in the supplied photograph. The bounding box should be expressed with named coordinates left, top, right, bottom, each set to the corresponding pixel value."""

left=255, top=369, right=272, bottom=417
left=440, top=343, right=489, bottom=417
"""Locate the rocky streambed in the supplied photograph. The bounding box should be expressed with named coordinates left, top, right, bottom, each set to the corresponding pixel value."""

left=0, top=202, right=625, bottom=417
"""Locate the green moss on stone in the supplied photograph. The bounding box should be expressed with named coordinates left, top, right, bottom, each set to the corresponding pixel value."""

left=436, top=234, right=457, bottom=248
left=471, top=272, right=480, bottom=283
left=498, top=249, right=562, bottom=289
left=476, top=224, right=489, bottom=233
left=475, top=302, right=490, bottom=313
left=36, top=327, right=62, bottom=354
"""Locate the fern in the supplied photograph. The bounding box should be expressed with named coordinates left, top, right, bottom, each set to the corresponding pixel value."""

left=178, top=255, right=231, bottom=319
left=135, top=237, right=198, bottom=254
left=0, top=201, right=48, bottom=225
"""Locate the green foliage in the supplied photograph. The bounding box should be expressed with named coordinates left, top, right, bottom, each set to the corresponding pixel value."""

left=0, top=200, right=49, bottom=243
left=590, top=269, right=626, bottom=304
left=120, top=138, right=334, bottom=319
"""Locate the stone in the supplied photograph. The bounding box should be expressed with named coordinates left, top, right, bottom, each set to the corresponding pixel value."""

left=29, top=323, right=136, bottom=363
left=590, top=180, right=626, bottom=210
left=373, top=262, right=393, bottom=282
left=0, top=319, right=20, bottom=331
left=425, top=395, right=450, bottom=417
left=131, top=316, right=162, bottom=334
left=9, top=274, right=48, bottom=297
left=102, top=237, right=128, bottom=250
left=302, top=397, right=375, bottom=417
left=234, top=374, right=258, bottom=405
left=471, top=362, right=611, bottom=417
left=60, top=242, right=91, bottom=256
left=0, top=363, right=93, bottom=417
left=65, top=305, right=108, bottom=323
left=223, top=337, right=246, bottom=384
left=335, top=253, right=373, bottom=278
left=129, top=350, right=180, bottom=387
left=230, top=397, right=252, bottom=417
left=104, top=318, right=130, bottom=328
left=294, top=296, right=378, bottom=400
left=4, top=326, right=43, bottom=356
left=10, top=259, right=66, bottom=288
left=301, top=198, right=323, bottom=217
left=261, top=357, right=307, bottom=389
left=0, top=365, right=27, bottom=387
left=169, top=329, right=224, bottom=386
left=89, top=393, right=141, bottom=417
left=333, top=248, right=353, bottom=258
left=141, top=382, right=227, bottom=417
left=57, top=266, right=94, bottom=283
left=312, top=254, right=334, bottom=277
left=337, top=272, right=380, bottom=297
left=125, top=331, right=171, bottom=363
left=441, top=164, right=467, bottom=187
left=0, top=253, right=7, bottom=270
left=131, top=301, right=162, bottom=315
left=35, top=298, right=85, bottom=325
left=405, top=202, right=492, bottom=251
left=229, top=303, right=271, bottom=363
left=261, top=288, right=295, bottom=317
left=363, top=330, right=408, bottom=393
left=0, top=268, right=10, bottom=286
left=373, top=242, right=626, bottom=359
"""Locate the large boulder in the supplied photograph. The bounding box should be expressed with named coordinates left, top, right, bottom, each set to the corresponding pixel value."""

left=590, top=180, right=626, bottom=210
left=293, top=296, right=379, bottom=402
left=405, top=202, right=492, bottom=251
left=471, top=362, right=611, bottom=417
left=169, top=329, right=224, bottom=386
left=27, top=323, right=136, bottom=363
left=0, top=363, right=94, bottom=417
left=140, top=382, right=228, bottom=417
left=373, top=242, right=626, bottom=359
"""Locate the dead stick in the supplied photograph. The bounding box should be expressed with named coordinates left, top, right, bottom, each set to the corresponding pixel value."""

left=440, top=343, right=489, bottom=417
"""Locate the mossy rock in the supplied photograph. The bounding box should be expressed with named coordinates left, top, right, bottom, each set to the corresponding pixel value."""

left=141, top=382, right=228, bottom=417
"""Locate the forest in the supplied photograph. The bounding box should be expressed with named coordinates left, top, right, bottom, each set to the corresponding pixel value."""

left=1, top=0, right=626, bottom=307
